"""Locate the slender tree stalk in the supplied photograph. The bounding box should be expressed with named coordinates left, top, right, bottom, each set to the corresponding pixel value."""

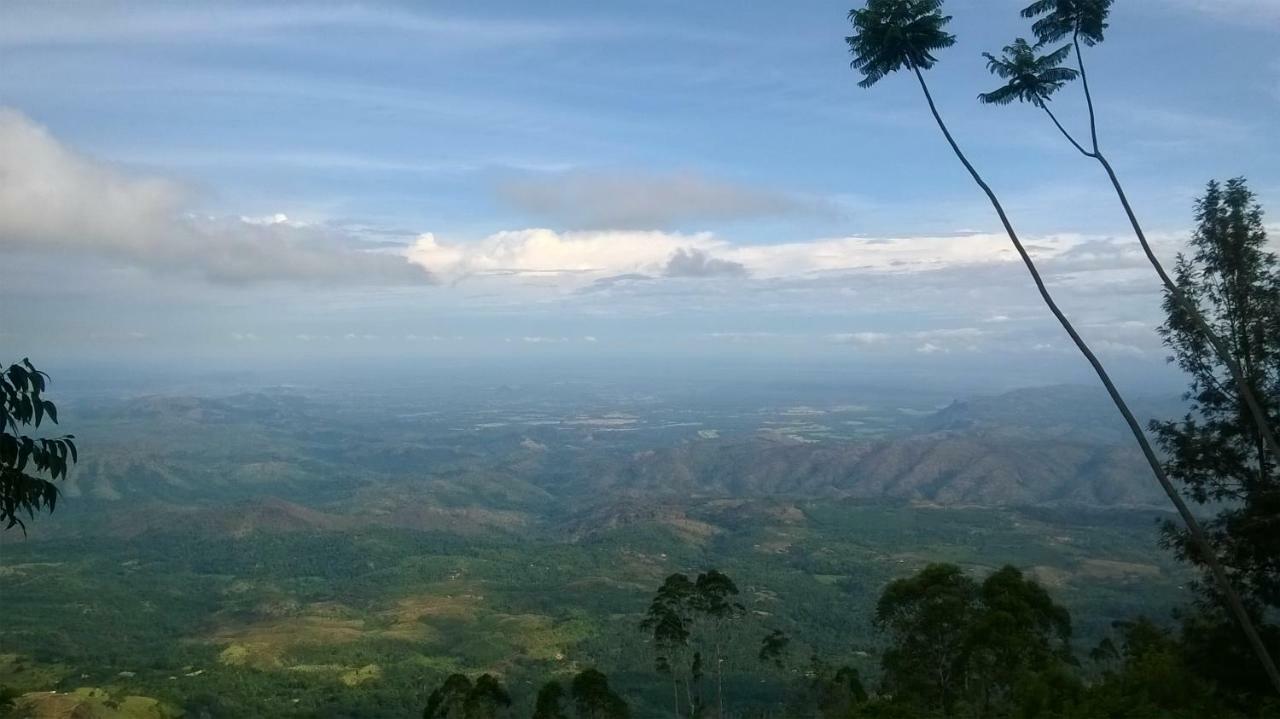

left=716, top=648, right=725, bottom=719
left=1096, top=153, right=1280, bottom=468
left=1051, top=50, right=1280, bottom=474
left=1072, top=30, right=1098, bottom=152
left=911, top=64, right=1280, bottom=695
left=1038, top=103, right=1091, bottom=157
left=672, top=674, right=680, bottom=719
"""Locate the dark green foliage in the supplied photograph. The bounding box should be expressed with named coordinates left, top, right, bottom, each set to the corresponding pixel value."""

left=808, top=656, right=868, bottom=718
left=757, top=630, right=789, bottom=668
left=466, top=674, right=511, bottom=719
left=570, top=669, right=628, bottom=719
left=1, top=358, right=77, bottom=531
left=875, top=564, right=1077, bottom=716
left=640, top=569, right=753, bottom=717
left=422, top=673, right=511, bottom=719
left=0, top=686, right=17, bottom=711
left=532, top=681, right=568, bottom=719
left=1152, top=179, right=1280, bottom=611
left=641, top=572, right=695, bottom=682
left=846, top=0, right=955, bottom=87
left=978, top=38, right=1077, bottom=106
left=691, top=569, right=743, bottom=622
left=967, top=566, right=1076, bottom=714
left=639, top=572, right=699, bottom=716
left=425, top=674, right=474, bottom=719
left=1080, top=617, right=1224, bottom=717
left=1021, top=0, right=1112, bottom=46
left=875, top=563, right=977, bottom=713
left=1178, top=609, right=1280, bottom=712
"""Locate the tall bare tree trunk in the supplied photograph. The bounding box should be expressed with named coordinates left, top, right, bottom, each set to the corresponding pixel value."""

left=911, top=64, right=1280, bottom=695
left=1039, top=42, right=1280, bottom=472
left=673, top=673, right=682, bottom=719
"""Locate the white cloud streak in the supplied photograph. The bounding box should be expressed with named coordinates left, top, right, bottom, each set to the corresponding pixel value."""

left=496, top=170, right=828, bottom=229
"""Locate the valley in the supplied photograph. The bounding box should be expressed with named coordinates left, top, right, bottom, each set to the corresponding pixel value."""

left=0, top=381, right=1193, bottom=717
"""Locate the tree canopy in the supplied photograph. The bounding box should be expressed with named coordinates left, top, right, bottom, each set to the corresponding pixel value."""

left=876, top=563, right=1077, bottom=716
left=845, top=0, right=955, bottom=87
left=978, top=38, right=1077, bottom=107
left=1151, top=178, right=1280, bottom=697
left=1021, top=0, right=1113, bottom=47
left=570, top=669, right=629, bottom=719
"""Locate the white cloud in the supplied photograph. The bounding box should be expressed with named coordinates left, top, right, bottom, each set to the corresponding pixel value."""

left=408, top=229, right=717, bottom=280
left=915, top=327, right=984, bottom=341
left=828, top=327, right=986, bottom=353
left=0, top=109, right=432, bottom=285
left=406, top=228, right=1095, bottom=287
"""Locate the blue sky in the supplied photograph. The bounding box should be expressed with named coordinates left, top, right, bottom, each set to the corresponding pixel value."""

left=1, top=0, right=1277, bottom=389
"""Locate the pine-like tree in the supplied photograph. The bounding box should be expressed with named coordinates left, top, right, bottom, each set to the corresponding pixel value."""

left=1153, top=178, right=1280, bottom=612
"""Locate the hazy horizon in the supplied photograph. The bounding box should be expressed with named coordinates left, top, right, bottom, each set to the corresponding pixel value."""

left=2, top=0, right=1278, bottom=386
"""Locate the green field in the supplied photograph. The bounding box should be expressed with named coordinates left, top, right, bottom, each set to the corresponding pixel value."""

left=1, top=499, right=1188, bottom=718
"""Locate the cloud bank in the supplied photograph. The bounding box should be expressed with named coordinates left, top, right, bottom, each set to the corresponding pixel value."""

left=405, top=226, right=1104, bottom=287
left=0, top=109, right=432, bottom=285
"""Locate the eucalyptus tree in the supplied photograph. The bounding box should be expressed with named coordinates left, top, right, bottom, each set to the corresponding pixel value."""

left=982, top=0, right=1280, bottom=472
left=875, top=563, right=978, bottom=714
left=691, top=570, right=745, bottom=719
left=845, top=0, right=1280, bottom=693
left=641, top=570, right=751, bottom=718
left=641, top=573, right=696, bottom=717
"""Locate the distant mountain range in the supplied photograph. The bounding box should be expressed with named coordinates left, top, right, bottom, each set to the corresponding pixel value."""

left=917, top=384, right=1187, bottom=445
left=561, top=433, right=1164, bottom=507
left=41, top=384, right=1186, bottom=534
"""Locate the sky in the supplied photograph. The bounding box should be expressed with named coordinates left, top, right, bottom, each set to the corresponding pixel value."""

left=1, top=0, right=1277, bottom=391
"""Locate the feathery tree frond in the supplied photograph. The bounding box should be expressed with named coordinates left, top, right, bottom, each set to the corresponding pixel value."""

left=1021, top=0, right=1112, bottom=46
left=846, top=0, right=955, bottom=88
left=979, top=38, right=1078, bottom=106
